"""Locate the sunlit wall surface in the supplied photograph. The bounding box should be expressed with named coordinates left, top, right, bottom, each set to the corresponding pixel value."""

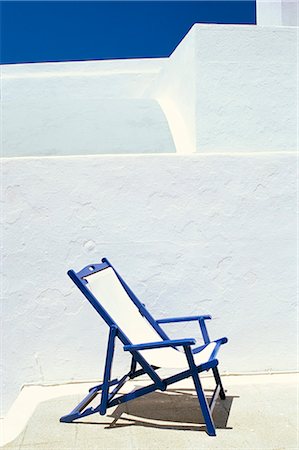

left=1, top=23, right=296, bottom=417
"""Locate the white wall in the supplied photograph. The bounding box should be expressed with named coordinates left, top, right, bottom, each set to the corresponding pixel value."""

left=2, top=25, right=296, bottom=157
left=194, top=25, right=297, bottom=152
left=2, top=153, right=297, bottom=415
left=1, top=24, right=297, bottom=416
left=153, top=26, right=197, bottom=153
left=2, top=59, right=175, bottom=156
left=154, top=24, right=297, bottom=153
left=3, top=97, right=175, bottom=156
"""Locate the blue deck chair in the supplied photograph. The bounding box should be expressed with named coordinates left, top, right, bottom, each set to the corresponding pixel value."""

left=60, top=258, right=228, bottom=436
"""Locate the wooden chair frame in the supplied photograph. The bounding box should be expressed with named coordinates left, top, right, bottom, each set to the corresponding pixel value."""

left=60, top=258, right=228, bottom=436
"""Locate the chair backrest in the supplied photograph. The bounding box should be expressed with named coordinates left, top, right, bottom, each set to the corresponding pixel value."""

left=72, top=261, right=191, bottom=369
left=84, top=266, right=164, bottom=346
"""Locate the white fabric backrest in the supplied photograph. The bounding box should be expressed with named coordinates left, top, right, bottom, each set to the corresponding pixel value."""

left=85, top=267, right=163, bottom=345
left=84, top=266, right=216, bottom=369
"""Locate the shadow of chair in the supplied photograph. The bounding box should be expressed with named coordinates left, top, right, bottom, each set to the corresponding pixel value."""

left=77, top=389, right=237, bottom=432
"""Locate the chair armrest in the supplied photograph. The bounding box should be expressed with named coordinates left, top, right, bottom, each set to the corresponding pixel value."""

left=156, top=315, right=212, bottom=344
left=156, top=315, right=211, bottom=324
left=123, top=338, right=196, bottom=352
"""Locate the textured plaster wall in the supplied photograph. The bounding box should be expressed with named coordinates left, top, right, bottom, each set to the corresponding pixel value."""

left=193, top=25, right=297, bottom=152
left=2, top=25, right=296, bottom=157
left=1, top=24, right=297, bottom=416
left=153, top=26, right=196, bottom=153
left=3, top=98, right=175, bottom=156
left=2, top=59, right=175, bottom=156
left=2, top=153, right=296, bottom=415
left=155, top=24, right=296, bottom=153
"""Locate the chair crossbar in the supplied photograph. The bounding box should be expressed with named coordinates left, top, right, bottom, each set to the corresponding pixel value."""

left=129, top=365, right=159, bottom=379
left=107, top=373, right=131, bottom=402
left=88, top=378, right=119, bottom=393
left=60, top=390, right=100, bottom=423
left=60, top=363, right=155, bottom=423
left=60, top=384, right=103, bottom=422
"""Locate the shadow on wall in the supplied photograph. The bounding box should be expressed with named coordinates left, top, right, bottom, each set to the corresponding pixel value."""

left=76, top=389, right=237, bottom=432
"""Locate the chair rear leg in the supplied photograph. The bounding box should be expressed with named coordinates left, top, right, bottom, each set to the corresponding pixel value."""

left=192, top=371, right=216, bottom=436
left=212, top=366, right=226, bottom=400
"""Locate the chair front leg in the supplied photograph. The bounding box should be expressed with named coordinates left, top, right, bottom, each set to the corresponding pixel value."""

left=184, top=346, right=216, bottom=436
left=100, top=325, right=117, bottom=415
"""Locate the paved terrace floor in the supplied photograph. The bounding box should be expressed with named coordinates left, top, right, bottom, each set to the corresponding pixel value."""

left=1, top=373, right=297, bottom=450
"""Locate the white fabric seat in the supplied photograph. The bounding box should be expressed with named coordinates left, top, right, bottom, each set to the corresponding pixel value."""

left=85, top=267, right=216, bottom=369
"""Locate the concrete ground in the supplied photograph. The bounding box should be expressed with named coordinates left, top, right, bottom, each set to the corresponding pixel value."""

left=2, top=373, right=298, bottom=450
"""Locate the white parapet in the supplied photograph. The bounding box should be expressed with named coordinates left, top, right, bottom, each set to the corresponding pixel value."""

left=155, top=24, right=297, bottom=153
left=1, top=59, right=175, bottom=156
left=1, top=24, right=297, bottom=156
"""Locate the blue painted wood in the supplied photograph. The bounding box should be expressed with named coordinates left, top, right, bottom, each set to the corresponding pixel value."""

left=76, top=261, right=110, bottom=279
left=199, top=318, right=211, bottom=344
left=192, top=343, right=208, bottom=354
left=210, top=338, right=228, bottom=361
left=123, top=338, right=196, bottom=352
left=60, top=389, right=99, bottom=423
left=197, top=358, right=218, bottom=373
left=107, top=373, right=131, bottom=403
left=157, top=315, right=211, bottom=323
left=108, top=357, right=219, bottom=409
left=157, top=315, right=212, bottom=344
left=184, top=345, right=216, bottom=436
left=88, top=378, right=119, bottom=393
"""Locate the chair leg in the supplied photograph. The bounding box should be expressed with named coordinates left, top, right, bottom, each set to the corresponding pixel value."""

left=185, top=347, right=216, bottom=436
left=99, top=326, right=117, bottom=415
left=212, top=366, right=226, bottom=400
left=193, top=372, right=216, bottom=436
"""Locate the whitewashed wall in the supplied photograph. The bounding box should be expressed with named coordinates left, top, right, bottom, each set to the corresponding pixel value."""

left=1, top=24, right=297, bottom=415
left=193, top=25, right=297, bottom=152
left=154, top=24, right=297, bottom=153
left=2, top=153, right=296, bottom=415
left=153, top=26, right=197, bottom=153
left=2, top=59, right=175, bottom=156
left=2, top=25, right=296, bottom=157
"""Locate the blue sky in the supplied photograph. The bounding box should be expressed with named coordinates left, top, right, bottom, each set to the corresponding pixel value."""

left=1, top=1, right=256, bottom=64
